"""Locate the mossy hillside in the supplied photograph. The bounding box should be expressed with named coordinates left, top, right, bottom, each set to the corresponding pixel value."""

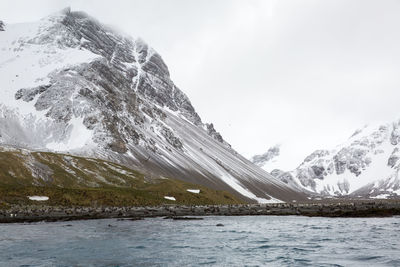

left=0, top=149, right=242, bottom=206
left=0, top=150, right=147, bottom=188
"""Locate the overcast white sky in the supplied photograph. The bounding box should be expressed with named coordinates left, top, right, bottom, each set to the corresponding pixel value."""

left=1, top=0, right=400, bottom=169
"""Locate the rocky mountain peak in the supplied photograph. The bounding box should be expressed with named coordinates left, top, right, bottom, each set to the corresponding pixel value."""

left=205, top=123, right=226, bottom=144
left=251, top=145, right=280, bottom=167
left=0, top=20, right=4, bottom=31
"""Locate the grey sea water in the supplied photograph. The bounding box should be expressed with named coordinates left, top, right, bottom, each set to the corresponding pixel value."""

left=0, top=216, right=399, bottom=266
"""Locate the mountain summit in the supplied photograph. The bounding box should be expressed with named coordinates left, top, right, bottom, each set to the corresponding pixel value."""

left=0, top=9, right=306, bottom=203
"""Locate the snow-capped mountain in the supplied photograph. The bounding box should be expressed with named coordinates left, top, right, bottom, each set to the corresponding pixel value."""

left=0, top=8, right=306, bottom=203
left=251, top=145, right=280, bottom=170
left=263, top=121, right=400, bottom=199
left=251, top=143, right=309, bottom=173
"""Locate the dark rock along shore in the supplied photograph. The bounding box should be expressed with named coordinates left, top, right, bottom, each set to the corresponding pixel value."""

left=1, top=200, right=400, bottom=223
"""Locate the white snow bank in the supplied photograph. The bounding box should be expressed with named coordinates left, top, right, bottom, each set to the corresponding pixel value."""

left=371, top=194, right=390, bottom=199
left=219, top=174, right=284, bottom=203
left=46, top=116, right=93, bottom=151
left=393, top=189, right=400, bottom=195
left=260, top=195, right=285, bottom=204
left=187, top=189, right=200, bottom=194
left=164, top=196, right=176, bottom=201
left=28, top=196, right=49, bottom=201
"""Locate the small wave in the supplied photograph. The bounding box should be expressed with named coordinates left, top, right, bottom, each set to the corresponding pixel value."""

left=310, top=226, right=332, bottom=230
left=347, top=247, right=361, bottom=251
left=313, top=238, right=332, bottom=242
left=252, top=239, right=270, bottom=244
left=294, top=258, right=312, bottom=263
left=306, top=244, right=323, bottom=249
left=132, top=245, right=146, bottom=249
left=171, top=245, right=191, bottom=249
left=288, top=247, right=316, bottom=253
left=354, top=255, right=383, bottom=261
left=385, top=259, right=400, bottom=265
left=229, top=237, right=245, bottom=241
left=257, top=245, right=272, bottom=249
left=319, top=263, right=344, bottom=267
left=199, top=260, right=217, bottom=265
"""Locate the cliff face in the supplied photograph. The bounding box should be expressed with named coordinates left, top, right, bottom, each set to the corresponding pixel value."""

left=0, top=9, right=306, bottom=203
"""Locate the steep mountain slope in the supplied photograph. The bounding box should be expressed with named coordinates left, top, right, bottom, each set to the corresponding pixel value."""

left=263, top=121, right=400, bottom=199
left=0, top=8, right=306, bottom=203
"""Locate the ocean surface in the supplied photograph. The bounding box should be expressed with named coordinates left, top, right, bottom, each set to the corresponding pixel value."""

left=0, top=215, right=399, bottom=266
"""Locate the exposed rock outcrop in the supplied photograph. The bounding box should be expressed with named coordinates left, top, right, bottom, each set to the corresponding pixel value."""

left=251, top=145, right=280, bottom=167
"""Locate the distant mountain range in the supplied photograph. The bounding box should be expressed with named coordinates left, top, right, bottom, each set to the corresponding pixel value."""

left=252, top=121, right=400, bottom=199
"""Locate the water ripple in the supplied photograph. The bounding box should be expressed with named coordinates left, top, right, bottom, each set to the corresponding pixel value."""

left=0, top=216, right=399, bottom=266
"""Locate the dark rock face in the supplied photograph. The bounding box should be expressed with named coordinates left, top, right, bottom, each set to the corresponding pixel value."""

left=388, top=148, right=400, bottom=168
left=311, top=165, right=325, bottom=179
left=0, top=21, right=4, bottom=31
left=206, top=123, right=225, bottom=144
left=160, top=127, right=183, bottom=150
left=391, top=123, right=400, bottom=145
left=296, top=169, right=317, bottom=190
left=15, top=85, right=51, bottom=102
left=333, top=148, right=369, bottom=176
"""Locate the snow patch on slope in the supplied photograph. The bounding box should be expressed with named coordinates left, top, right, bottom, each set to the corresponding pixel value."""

left=28, top=196, right=49, bottom=201
left=46, top=116, right=93, bottom=151
left=0, top=19, right=99, bottom=117
left=187, top=189, right=200, bottom=194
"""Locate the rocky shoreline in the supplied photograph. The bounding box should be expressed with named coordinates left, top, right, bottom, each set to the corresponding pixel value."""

left=1, top=201, right=400, bottom=223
